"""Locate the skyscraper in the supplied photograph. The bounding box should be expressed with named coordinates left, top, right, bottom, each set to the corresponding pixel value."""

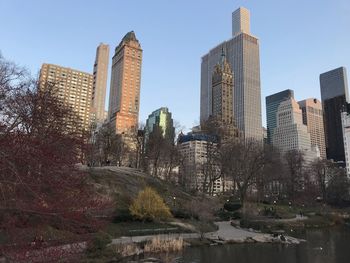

left=201, top=7, right=262, bottom=141
left=91, top=43, right=109, bottom=125
left=108, top=31, right=142, bottom=134
left=341, top=107, right=350, bottom=176
left=145, top=107, right=175, bottom=143
left=212, top=50, right=234, bottom=126
left=266, top=89, right=294, bottom=145
left=273, top=98, right=318, bottom=163
left=320, top=67, right=349, bottom=162
left=298, top=98, right=326, bottom=159
left=39, top=64, right=93, bottom=132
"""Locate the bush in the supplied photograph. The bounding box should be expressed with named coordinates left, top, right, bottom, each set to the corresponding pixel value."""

left=232, top=211, right=241, bottom=219
left=129, top=187, right=172, bottom=222
left=113, top=209, right=134, bottom=223
left=224, top=202, right=242, bottom=212
left=172, top=209, right=191, bottom=219
left=215, top=210, right=231, bottom=221
left=86, top=231, right=112, bottom=258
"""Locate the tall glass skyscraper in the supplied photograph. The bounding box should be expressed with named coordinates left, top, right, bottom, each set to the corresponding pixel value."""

left=145, top=107, right=175, bottom=143
left=266, top=89, right=294, bottom=145
left=200, top=7, right=262, bottom=141
left=320, top=67, right=349, bottom=162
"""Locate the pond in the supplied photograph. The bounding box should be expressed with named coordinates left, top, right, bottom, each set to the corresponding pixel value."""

left=177, top=226, right=350, bottom=263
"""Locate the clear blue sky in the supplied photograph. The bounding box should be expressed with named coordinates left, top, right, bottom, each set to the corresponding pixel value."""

left=1, top=0, right=349, bottom=131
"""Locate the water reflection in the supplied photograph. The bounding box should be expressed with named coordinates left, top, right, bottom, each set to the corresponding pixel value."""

left=179, top=227, right=350, bottom=263
left=121, top=227, right=350, bottom=263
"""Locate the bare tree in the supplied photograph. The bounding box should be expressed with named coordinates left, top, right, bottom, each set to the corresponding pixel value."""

left=326, top=170, right=350, bottom=206
left=185, top=197, right=217, bottom=238
left=200, top=117, right=225, bottom=195
left=86, top=124, right=131, bottom=167
left=219, top=139, right=265, bottom=206
left=256, top=145, right=284, bottom=202
left=283, top=150, right=305, bottom=201
left=144, top=125, right=179, bottom=179
left=310, top=159, right=333, bottom=201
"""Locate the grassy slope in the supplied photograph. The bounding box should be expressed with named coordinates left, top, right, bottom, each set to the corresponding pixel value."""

left=87, top=166, right=197, bottom=210
left=86, top=167, right=215, bottom=237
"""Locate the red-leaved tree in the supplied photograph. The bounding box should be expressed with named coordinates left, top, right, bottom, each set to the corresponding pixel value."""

left=0, top=55, right=112, bottom=260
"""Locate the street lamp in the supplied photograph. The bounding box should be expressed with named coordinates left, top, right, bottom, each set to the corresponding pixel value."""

left=173, top=196, right=176, bottom=207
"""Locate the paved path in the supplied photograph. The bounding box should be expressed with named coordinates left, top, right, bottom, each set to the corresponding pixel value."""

left=111, top=221, right=265, bottom=244
left=111, top=233, right=200, bottom=245
left=205, top=221, right=263, bottom=241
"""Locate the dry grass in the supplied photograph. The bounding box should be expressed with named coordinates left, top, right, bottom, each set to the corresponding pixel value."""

left=143, top=236, right=184, bottom=253
left=114, top=243, right=141, bottom=257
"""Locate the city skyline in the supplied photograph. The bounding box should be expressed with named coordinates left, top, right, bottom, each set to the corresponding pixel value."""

left=201, top=7, right=262, bottom=140
left=1, top=0, right=350, bottom=131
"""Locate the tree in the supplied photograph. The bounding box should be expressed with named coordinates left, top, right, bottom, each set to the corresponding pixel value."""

left=185, top=197, right=217, bottom=238
left=86, top=124, right=131, bottom=167
left=144, top=126, right=179, bottom=179
left=145, top=126, right=167, bottom=177
left=199, top=117, right=225, bottom=195
left=219, top=139, right=265, bottom=206
left=0, top=55, right=111, bottom=253
left=310, top=159, right=335, bottom=201
left=256, top=145, right=285, bottom=202
left=129, top=187, right=172, bottom=221
left=283, top=150, right=305, bottom=201
left=326, top=170, right=350, bottom=206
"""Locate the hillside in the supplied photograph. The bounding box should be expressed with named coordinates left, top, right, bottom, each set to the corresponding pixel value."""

left=84, top=166, right=220, bottom=238
left=85, top=166, right=212, bottom=215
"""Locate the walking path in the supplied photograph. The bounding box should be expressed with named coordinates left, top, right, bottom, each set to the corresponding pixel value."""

left=111, top=233, right=200, bottom=245
left=111, top=221, right=303, bottom=245
left=205, top=221, right=262, bottom=242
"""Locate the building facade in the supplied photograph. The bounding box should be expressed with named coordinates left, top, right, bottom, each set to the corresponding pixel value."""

left=273, top=98, right=319, bottom=163
left=108, top=31, right=142, bottom=134
left=178, top=132, right=231, bottom=194
left=266, top=89, right=294, bottom=145
left=39, top=63, right=93, bottom=131
left=91, top=43, right=109, bottom=125
left=320, top=67, right=349, bottom=163
left=201, top=7, right=262, bottom=141
left=145, top=107, right=175, bottom=143
left=298, top=98, right=326, bottom=159
left=211, top=50, right=234, bottom=127
left=341, top=106, right=350, bottom=177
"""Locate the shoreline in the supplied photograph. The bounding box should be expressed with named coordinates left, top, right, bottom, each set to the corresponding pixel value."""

left=111, top=221, right=304, bottom=246
left=112, top=221, right=305, bottom=260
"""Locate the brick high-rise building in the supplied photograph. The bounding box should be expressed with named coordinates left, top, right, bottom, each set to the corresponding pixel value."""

left=298, top=98, right=326, bottom=159
left=201, top=7, right=262, bottom=141
left=108, top=31, right=142, bottom=134
left=39, top=64, right=93, bottom=132
left=91, top=43, right=109, bottom=125
left=320, top=67, right=349, bottom=163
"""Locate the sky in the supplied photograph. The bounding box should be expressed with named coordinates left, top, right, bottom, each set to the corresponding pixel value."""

left=1, top=0, right=350, bottom=132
